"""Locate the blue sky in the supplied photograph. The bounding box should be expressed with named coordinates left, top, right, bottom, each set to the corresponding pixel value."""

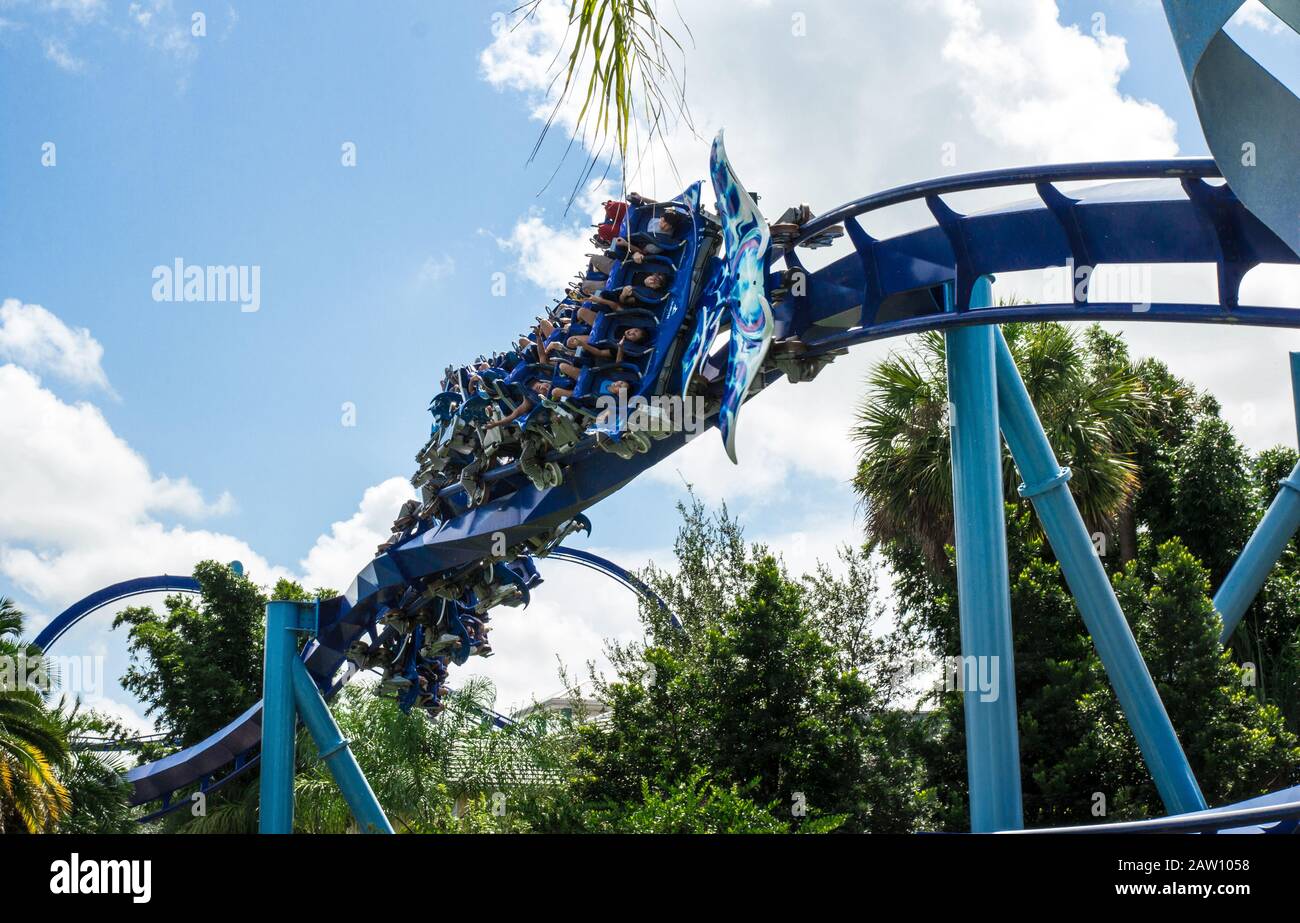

left=3, top=1, right=627, bottom=565
left=2, top=0, right=1298, bottom=723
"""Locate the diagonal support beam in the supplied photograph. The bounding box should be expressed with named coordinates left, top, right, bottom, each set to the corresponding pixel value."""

left=1213, top=351, right=1300, bottom=643
left=291, top=658, right=393, bottom=834
left=993, top=329, right=1206, bottom=816
left=1214, top=466, right=1300, bottom=643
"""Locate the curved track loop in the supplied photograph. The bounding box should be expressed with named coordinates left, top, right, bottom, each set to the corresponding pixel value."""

left=48, top=159, right=1300, bottom=830
left=545, top=546, right=682, bottom=630
left=34, top=575, right=200, bottom=652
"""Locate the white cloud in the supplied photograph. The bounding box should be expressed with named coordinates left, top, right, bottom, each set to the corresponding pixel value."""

left=78, top=693, right=155, bottom=736
left=479, top=0, right=1177, bottom=205
left=491, top=212, right=595, bottom=294
left=1231, top=0, right=1291, bottom=34
left=454, top=554, right=643, bottom=713
left=39, top=0, right=105, bottom=24
left=43, top=37, right=83, bottom=71
left=0, top=362, right=255, bottom=611
left=488, top=181, right=614, bottom=296
left=0, top=305, right=412, bottom=619
left=416, top=253, right=456, bottom=287
left=649, top=343, right=888, bottom=502
left=126, top=0, right=197, bottom=62
left=0, top=364, right=231, bottom=546
left=298, top=477, right=415, bottom=593
left=0, top=298, right=110, bottom=389
left=939, top=0, right=1177, bottom=163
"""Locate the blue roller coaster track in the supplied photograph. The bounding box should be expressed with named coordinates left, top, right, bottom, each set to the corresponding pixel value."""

left=32, top=0, right=1300, bottom=834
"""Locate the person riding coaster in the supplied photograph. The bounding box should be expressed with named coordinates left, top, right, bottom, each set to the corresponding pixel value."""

left=574, top=283, right=668, bottom=327
left=479, top=376, right=583, bottom=490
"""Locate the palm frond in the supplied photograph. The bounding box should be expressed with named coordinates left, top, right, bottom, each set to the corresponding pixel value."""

left=515, top=0, right=694, bottom=205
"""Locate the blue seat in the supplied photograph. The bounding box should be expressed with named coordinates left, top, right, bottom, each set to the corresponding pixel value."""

left=574, top=362, right=643, bottom=402
left=592, top=286, right=669, bottom=311
left=589, top=309, right=658, bottom=347
left=459, top=393, right=496, bottom=426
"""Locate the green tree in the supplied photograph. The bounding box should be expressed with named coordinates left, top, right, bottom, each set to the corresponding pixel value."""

left=585, top=769, right=796, bottom=833
left=855, top=322, right=1300, bottom=827
left=904, top=505, right=1138, bottom=828
left=113, top=561, right=268, bottom=747
left=270, top=579, right=336, bottom=603
left=852, top=323, right=1147, bottom=569
left=288, top=678, right=575, bottom=834
left=570, top=499, right=929, bottom=832
left=1115, top=539, right=1300, bottom=807
left=52, top=702, right=138, bottom=834
left=0, top=599, right=72, bottom=833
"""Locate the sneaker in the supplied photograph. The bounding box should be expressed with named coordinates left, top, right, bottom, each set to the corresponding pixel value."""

left=425, top=633, right=461, bottom=654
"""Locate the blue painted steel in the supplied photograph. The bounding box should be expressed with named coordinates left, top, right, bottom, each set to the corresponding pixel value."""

left=1013, top=783, right=1300, bottom=835
left=780, top=160, right=1299, bottom=360
left=1214, top=463, right=1300, bottom=643
left=34, top=574, right=201, bottom=652
left=1292, top=352, right=1300, bottom=449
left=1014, top=799, right=1300, bottom=835
left=1161, top=1, right=1300, bottom=256
left=944, top=276, right=1023, bottom=832
left=548, top=545, right=682, bottom=630
left=679, top=270, right=723, bottom=397
left=258, top=600, right=300, bottom=834
left=290, top=657, right=393, bottom=834
left=994, top=329, right=1206, bottom=816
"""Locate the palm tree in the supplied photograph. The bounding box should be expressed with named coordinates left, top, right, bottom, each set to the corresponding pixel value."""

left=852, top=322, right=1150, bottom=570
left=292, top=677, right=574, bottom=833
left=516, top=0, right=693, bottom=200
left=852, top=329, right=955, bottom=566
left=0, top=598, right=72, bottom=833
left=53, top=701, right=138, bottom=834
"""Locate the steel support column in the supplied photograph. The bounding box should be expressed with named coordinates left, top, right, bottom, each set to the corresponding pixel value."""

left=1214, top=466, right=1300, bottom=643
left=945, top=276, right=1023, bottom=832
left=258, top=598, right=392, bottom=834
left=258, top=600, right=299, bottom=834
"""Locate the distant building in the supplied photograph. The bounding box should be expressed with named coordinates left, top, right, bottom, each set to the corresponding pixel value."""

left=512, top=693, right=608, bottom=723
